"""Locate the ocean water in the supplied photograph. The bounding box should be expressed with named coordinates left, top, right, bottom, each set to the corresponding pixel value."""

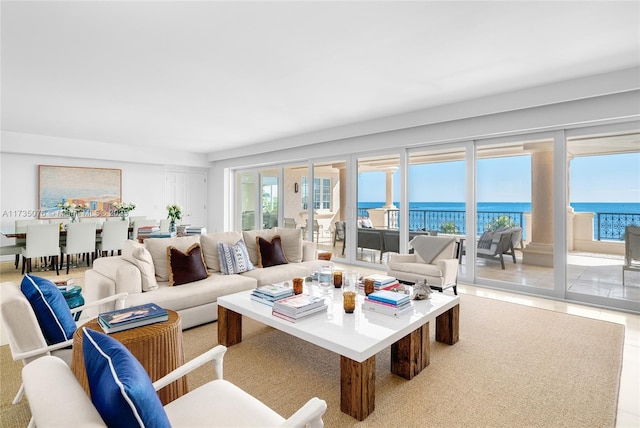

left=358, top=202, right=640, bottom=214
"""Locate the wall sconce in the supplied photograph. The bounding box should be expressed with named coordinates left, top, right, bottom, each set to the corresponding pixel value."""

left=294, top=183, right=299, bottom=193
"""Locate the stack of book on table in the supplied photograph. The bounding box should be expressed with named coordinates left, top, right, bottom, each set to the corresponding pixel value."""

left=272, top=294, right=327, bottom=322
left=250, top=283, right=294, bottom=307
left=183, top=226, right=207, bottom=235
left=137, top=225, right=160, bottom=239
left=149, top=230, right=177, bottom=238
left=361, top=274, right=401, bottom=291
left=363, top=290, right=412, bottom=317
left=98, top=303, right=168, bottom=333
left=54, top=278, right=75, bottom=292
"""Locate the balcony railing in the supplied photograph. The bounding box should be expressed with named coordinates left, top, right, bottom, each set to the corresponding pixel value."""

left=360, top=207, right=638, bottom=241
left=596, top=213, right=640, bottom=240
left=388, top=209, right=524, bottom=236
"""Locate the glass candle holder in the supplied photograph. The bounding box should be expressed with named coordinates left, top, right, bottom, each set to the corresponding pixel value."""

left=364, top=278, right=375, bottom=296
left=333, top=270, right=343, bottom=287
left=292, top=277, right=304, bottom=295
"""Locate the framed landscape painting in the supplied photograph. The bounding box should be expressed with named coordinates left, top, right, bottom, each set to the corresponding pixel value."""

left=38, top=165, right=122, bottom=218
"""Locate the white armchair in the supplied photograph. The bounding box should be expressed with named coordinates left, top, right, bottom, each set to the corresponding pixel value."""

left=0, top=281, right=127, bottom=406
left=23, top=345, right=328, bottom=428
left=386, top=235, right=459, bottom=294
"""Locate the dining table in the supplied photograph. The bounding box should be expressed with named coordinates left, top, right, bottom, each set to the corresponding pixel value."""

left=2, top=226, right=134, bottom=240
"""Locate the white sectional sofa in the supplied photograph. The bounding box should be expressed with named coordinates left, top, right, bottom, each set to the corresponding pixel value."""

left=84, top=228, right=331, bottom=329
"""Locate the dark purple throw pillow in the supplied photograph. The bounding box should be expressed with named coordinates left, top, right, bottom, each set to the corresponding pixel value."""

left=256, top=235, right=289, bottom=268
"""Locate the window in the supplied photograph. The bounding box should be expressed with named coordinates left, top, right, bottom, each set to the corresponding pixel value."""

left=301, top=177, right=331, bottom=210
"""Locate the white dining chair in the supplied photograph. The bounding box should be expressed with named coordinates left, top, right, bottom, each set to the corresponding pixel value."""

left=5, top=220, right=46, bottom=269
left=159, top=218, right=171, bottom=232
left=21, top=223, right=61, bottom=275
left=96, top=220, right=129, bottom=257
left=60, top=222, right=97, bottom=274
left=79, top=217, right=105, bottom=229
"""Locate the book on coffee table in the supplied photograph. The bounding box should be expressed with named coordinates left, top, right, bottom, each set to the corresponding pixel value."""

left=98, top=303, right=168, bottom=333
left=272, top=304, right=328, bottom=323
left=272, top=294, right=326, bottom=317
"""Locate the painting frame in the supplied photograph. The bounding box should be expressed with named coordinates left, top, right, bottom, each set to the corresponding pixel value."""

left=38, top=165, right=122, bottom=219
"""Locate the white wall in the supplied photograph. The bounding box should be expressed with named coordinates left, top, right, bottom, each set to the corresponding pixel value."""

left=0, top=153, right=195, bottom=248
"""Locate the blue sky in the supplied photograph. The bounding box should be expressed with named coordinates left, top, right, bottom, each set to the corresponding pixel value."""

left=358, top=153, right=640, bottom=203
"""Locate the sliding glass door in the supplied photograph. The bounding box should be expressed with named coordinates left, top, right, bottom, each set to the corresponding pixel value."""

left=475, top=138, right=554, bottom=290
left=566, top=129, right=640, bottom=309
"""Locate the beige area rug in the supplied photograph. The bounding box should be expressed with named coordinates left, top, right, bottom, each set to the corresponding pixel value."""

left=0, top=262, right=625, bottom=427
left=2, top=293, right=624, bottom=427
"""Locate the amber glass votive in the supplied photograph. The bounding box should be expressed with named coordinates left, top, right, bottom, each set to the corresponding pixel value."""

left=364, top=278, right=375, bottom=296
left=292, top=277, right=304, bottom=295
left=333, top=270, right=343, bottom=287
left=343, top=291, right=356, bottom=313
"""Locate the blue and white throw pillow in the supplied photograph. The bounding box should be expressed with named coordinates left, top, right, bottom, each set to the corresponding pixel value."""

left=20, top=274, right=76, bottom=345
left=218, top=239, right=254, bottom=275
left=82, top=328, right=171, bottom=428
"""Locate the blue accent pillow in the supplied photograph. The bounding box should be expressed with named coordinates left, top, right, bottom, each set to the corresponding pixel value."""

left=218, top=239, right=254, bottom=274
left=82, top=328, right=171, bottom=428
left=20, top=274, right=76, bottom=345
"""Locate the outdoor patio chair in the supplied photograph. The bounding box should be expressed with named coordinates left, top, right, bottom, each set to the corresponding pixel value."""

left=623, top=225, right=640, bottom=286
left=284, top=217, right=297, bottom=228
left=477, top=229, right=516, bottom=269
left=333, top=221, right=345, bottom=255
left=305, top=219, right=322, bottom=241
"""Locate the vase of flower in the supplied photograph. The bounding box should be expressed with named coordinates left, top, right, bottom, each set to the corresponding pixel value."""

left=113, top=202, right=136, bottom=221
left=57, top=201, right=87, bottom=223
left=167, top=203, right=182, bottom=233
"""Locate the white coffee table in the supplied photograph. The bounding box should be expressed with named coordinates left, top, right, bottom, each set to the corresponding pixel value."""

left=217, top=285, right=460, bottom=420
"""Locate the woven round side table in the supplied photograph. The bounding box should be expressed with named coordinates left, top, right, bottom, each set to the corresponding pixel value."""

left=71, top=309, right=187, bottom=405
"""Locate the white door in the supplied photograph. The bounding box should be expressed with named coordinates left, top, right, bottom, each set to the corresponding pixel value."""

left=166, top=171, right=207, bottom=228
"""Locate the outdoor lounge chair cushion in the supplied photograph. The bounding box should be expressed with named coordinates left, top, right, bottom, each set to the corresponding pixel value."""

left=20, top=275, right=76, bottom=345
left=82, top=327, right=171, bottom=428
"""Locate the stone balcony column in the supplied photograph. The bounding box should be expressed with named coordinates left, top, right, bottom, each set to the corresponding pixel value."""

left=522, top=143, right=554, bottom=266
left=383, top=167, right=397, bottom=209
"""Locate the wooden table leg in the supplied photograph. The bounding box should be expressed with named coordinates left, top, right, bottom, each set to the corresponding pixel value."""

left=217, top=306, right=242, bottom=346
left=436, top=304, right=459, bottom=345
left=391, top=322, right=430, bottom=379
left=340, top=355, right=375, bottom=421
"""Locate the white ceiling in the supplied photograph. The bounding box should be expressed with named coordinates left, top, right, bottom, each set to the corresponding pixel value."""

left=2, top=1, right=639, bottom=157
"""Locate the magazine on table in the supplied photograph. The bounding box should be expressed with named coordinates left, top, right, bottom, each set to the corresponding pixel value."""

left=98, top=303, right=168, bottom=333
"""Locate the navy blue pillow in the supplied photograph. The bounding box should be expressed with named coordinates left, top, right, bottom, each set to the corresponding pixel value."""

left=20, top=274, right=76, bottom=345
left=82, top=328, right=171, bottom=428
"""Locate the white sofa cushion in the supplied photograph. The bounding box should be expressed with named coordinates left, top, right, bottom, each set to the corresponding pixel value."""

left=163, top=379, right=285, bottom=426
left=145, top=236, right=201, bottom=282
left=273, top=227, right=303, bottom=262
left=123, top=274, right=257, bottom=312
left=200, top=231, right=244, bottom=272
left=122, top=240, right=158, bottom=291
left=387, top=261, right=444, bottom=278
